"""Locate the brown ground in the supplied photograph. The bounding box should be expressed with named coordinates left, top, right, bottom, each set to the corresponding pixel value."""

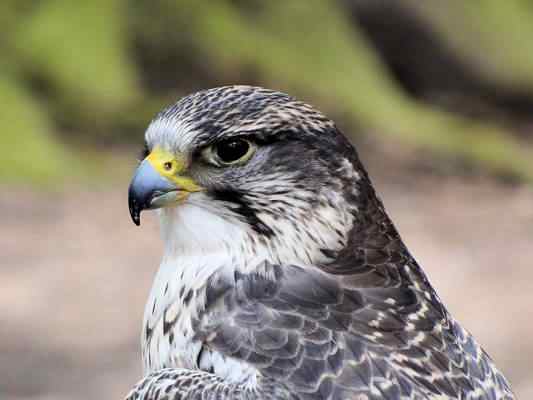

left=2, top=165, right=533, bottom=399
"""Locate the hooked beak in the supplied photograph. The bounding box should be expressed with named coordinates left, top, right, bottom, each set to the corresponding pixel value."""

left=128, top=148, right=203, bottom=226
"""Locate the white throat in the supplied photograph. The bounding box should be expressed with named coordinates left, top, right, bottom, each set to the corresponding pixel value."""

left=160, top=203, right=248, bottom=259
left=141, top=191, right=354, bottom=377
left=141, top=201, right=263, bottom=375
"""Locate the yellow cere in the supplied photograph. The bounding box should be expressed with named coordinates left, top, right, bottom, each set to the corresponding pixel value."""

left=146, top=147, right=204, bottom=193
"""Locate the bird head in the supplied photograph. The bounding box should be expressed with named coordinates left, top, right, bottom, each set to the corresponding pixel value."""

left=128, top=86, right=367, bottom=265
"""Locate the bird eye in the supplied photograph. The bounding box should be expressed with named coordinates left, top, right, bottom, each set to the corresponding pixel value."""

left=203, top=138, right=255, bottom=166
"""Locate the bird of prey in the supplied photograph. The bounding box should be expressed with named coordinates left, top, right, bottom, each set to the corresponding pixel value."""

left=126, top=86, right=514, bottom=399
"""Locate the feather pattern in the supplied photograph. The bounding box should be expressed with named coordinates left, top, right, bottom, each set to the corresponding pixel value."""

left=125, top=86, right=514, bottom=400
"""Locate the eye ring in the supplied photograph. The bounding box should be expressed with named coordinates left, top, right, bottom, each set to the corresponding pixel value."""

left=203, top=138, right=255, bottom=166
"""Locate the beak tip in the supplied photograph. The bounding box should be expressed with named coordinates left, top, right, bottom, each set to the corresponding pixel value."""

left=128, top=192, right=142, bottom=226
left=131, top=213, right=141, bottom=226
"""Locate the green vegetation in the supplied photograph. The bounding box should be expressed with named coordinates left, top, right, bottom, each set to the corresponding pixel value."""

left=3, top=0, right=533, bottom=185
left=0, top=72, right=70, bottom=184
left=410, top=0, right=533, bottom=89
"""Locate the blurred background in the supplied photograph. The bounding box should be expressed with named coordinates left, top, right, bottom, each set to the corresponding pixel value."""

left=1, top=0, right=532, bottom=398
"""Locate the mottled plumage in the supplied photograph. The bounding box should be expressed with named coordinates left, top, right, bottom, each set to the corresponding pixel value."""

left=126, top=86, right=514, bottom=399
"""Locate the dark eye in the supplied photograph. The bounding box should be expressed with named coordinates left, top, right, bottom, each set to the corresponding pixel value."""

left=216, top=139, right=250, bottom=163
left=203, top=138, right=255, bottom=166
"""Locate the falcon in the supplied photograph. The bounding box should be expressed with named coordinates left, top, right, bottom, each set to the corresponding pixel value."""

left=126, top=86, right=514, bottom=399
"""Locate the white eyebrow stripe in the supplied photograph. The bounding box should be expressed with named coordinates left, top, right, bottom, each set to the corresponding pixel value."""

left=146, top=117, right=198, bottom=153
